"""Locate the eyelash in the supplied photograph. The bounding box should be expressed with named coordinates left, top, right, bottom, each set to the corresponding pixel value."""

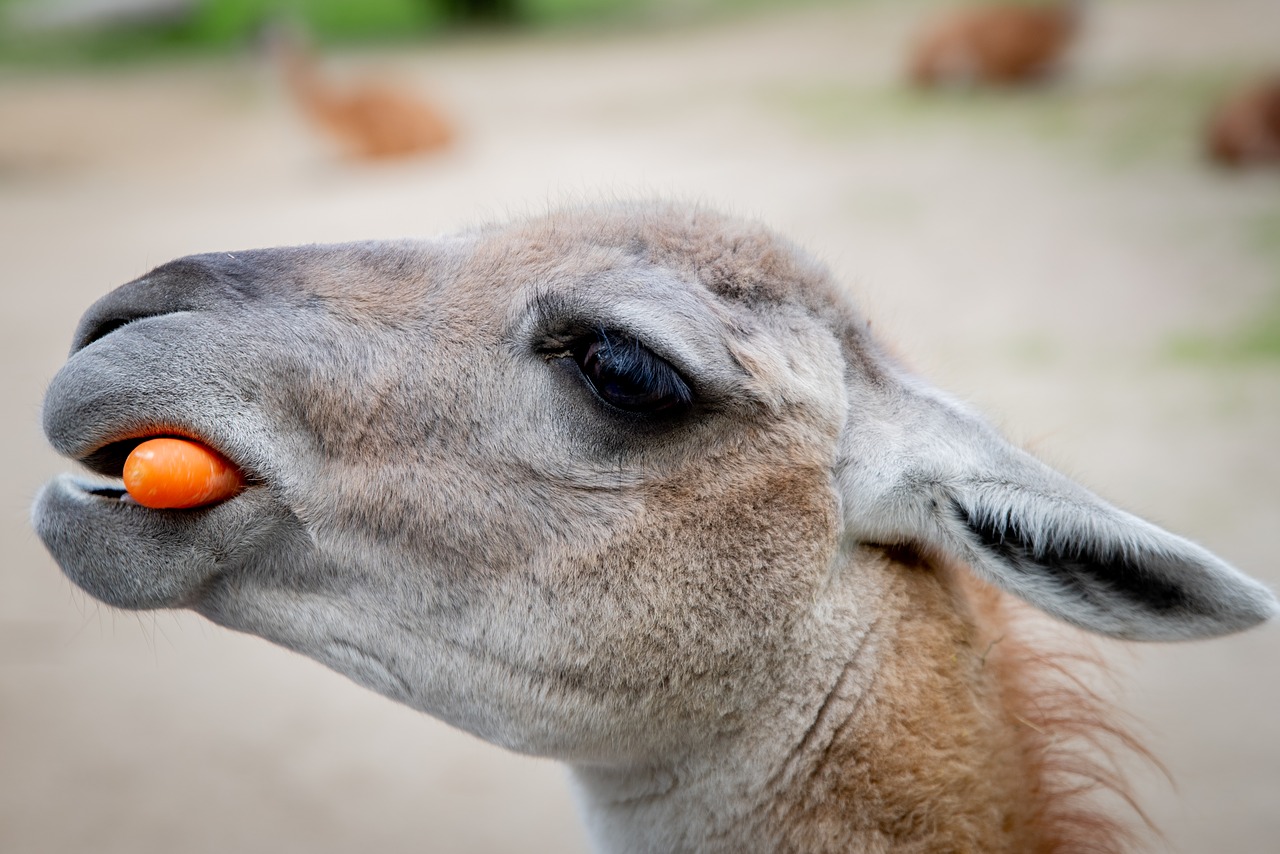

left=568, top=330, right=693, bottom=416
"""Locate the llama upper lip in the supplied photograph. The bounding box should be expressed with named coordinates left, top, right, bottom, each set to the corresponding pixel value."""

left=42, top=302, right=239, bottom=453
left=40, top=320, right=264, bottom=488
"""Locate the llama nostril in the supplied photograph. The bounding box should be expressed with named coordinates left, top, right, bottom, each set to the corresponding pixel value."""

left=71, top=306, right=195, bottom=355
left=68, top=252, right=263, bottom=356
left=76, top=315, right=143, bottom=351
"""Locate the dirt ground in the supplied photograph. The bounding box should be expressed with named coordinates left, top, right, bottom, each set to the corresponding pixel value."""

left=3, top=1, right=1278, bottom=852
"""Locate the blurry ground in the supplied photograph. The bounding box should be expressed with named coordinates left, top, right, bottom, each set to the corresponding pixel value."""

left=3, top=1, right=1278, bottom=852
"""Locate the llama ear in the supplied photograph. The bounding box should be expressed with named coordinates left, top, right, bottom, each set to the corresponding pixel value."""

left=838, top=381, right=1278, bottom=641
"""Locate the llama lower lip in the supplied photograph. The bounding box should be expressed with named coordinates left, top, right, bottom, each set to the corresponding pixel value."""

left=32, top=474, right=274, bottom=610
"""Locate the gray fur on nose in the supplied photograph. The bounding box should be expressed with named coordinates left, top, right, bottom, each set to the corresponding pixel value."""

left=70, top=251, right=282, bottom=354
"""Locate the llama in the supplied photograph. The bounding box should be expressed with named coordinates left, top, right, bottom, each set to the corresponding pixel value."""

left=266, top=25, right=455, bottom=160
left=33, top=202, right=1275, bottom=852
left=908, top=1, right=1084, bottom=87
left=1205, top=74, right=1280, bottom=168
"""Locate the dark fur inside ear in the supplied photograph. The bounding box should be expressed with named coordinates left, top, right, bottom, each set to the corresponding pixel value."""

left=955, top=501, right=1197, bottom=616
left=834, top=372, right=1275, bottom=640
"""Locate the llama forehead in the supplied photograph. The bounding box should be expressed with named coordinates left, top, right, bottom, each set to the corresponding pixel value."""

left=472, top=202, right=848, bottom=307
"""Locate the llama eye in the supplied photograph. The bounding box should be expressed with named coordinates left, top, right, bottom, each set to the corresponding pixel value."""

left=573, top=332, right=693, bottom=415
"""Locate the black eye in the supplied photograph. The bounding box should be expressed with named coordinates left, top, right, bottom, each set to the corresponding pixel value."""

left=573, top=331, right=693, bottom=415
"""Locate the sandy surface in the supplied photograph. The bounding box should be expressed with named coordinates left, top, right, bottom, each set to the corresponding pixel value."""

left=3, top=1, right=1278, bottom=852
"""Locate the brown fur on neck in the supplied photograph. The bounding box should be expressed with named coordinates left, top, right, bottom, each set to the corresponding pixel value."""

left=771, top=546, right=1155, bottom=852
left=954, top=562, right=1161, bottom=853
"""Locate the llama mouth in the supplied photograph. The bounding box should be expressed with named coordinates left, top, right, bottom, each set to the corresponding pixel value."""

left=36, top=426, right=274, bottom=610
left=33, top=471, right=283, bottom=610
left=73, top=433, right=256, bottom=506
left=78, top=435, right=156, bottom=480
left=77, top=429, right=253, bottom=479
left=53, top=475, right=156, bottom=514
left=79, top=479, right=135, bottom=504
left=62, top=471, right=251, bottom=509
left=35, top=321, right=282, bottom=608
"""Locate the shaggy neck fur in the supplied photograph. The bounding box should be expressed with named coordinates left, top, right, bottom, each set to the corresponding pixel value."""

left=572, top=546, right=1145, bottom=854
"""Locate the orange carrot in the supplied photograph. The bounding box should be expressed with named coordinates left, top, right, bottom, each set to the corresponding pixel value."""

left=122, top=437, right=244, bottom=509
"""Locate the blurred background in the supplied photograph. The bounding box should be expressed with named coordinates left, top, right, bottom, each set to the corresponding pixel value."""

left=2, top=0, right=1277, bottom=852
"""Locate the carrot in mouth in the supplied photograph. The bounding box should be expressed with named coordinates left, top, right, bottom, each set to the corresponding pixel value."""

left=122, top=437, right=244, bottom=509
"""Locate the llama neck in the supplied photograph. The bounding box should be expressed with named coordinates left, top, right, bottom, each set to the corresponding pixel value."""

left=570, top=547, right=1049, bottom=853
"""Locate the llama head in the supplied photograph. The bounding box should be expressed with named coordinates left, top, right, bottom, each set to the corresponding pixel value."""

left=34, top=202, right=1276, bottom=764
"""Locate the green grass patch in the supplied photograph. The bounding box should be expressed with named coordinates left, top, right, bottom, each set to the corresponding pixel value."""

left=767, top=66, right=1258, bottom=168
left=0, top=0, right=447, bottom=65
left=0, top=0, right=836, bottom=66
left=1166, top=313, right=1280, bottom=363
